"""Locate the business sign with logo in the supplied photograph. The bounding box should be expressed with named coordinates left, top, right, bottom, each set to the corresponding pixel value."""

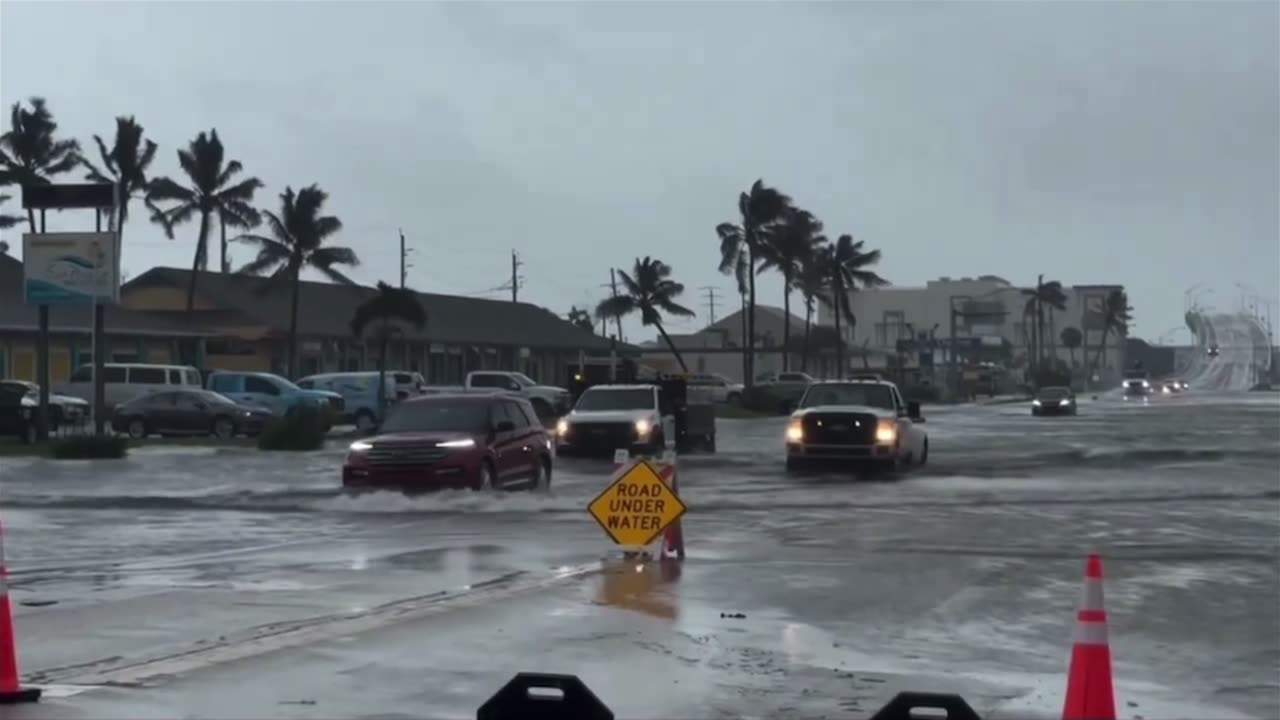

left=22, top=232, right=121, bottom=305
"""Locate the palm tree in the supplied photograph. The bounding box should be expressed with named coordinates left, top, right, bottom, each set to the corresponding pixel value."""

left=1090, top=290, right=1133, bottom=376
left=566, top=306, right=594, bottom=333
left=0, top=193, right=22, bottom=229
left=1020, top=276, right=1067, bottom=373
left=1060, top=326, right=1083, bottom=367
left=78, top=115, right=160, bottom=244
left=758, top=208, right=824, bottom=371
left=716, top=179, right=792, bottom=387
left=148, top=129, right=263, bottom=312
left=796, top=242, right=831, bottom=373
left=595, top=256, right=696, bottom=372
left=351, top=282, right=427, bottom=416
left=0, top=97, right=81, bottom=232
left=822, top=234, right=888, bottom=379
left=234, top=184, right=360, bottom=378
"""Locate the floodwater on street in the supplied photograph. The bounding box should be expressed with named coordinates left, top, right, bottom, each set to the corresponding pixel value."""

left=0, top=391, right=1276, bottom=719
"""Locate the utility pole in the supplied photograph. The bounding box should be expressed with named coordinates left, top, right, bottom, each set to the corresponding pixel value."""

left=701, top=286, right=719, bottom=325
left=398, top=228, right=413, bottom=289
left=609, top=269, right=623, bottom=342
left=510, top=250, right=523, bottom=302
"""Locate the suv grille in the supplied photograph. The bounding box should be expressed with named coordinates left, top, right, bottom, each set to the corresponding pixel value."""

left=367, top=442, right=447, bottom=466
left=801, top=412, right=878, bottom=445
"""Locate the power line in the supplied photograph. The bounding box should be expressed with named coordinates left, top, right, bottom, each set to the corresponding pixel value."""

left=700, top=286, right=720, bottom=326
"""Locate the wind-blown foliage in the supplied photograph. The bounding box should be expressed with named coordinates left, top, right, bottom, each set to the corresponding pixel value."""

left=79, top=115, right=160, bottom=242
left=351, top=282, right=427, bottom=415
left=0, top=97, right=81, bottom=232
left=1021, top=276, right=1068, bottom=372
left=717, top=179, right=792, bottom=386
left=0, top=194, right=22, bottom=230
left=596, top=257, right=696, bottom=372
left=234, top=184, right=360, bottom=378
left=1090, top=290, right=1133, bottom=375
left=822, top=234, right=888, bottom=378
left=148, top=129, right=263, bottom=311
left=1060, top=326, right=1083, bottom=367
left=794, top=244, right=831, bottom=372
left=758, top=208, right=824, bottom=371
left=567, top=306, right=595, bottom=333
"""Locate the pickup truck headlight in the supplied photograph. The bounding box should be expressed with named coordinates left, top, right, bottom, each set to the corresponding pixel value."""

left=785, top=420, right=803, bottom=443
left=556, top=419, right=570, bottom=437
left=875, top=420, right=897, bottom=444
left=634, top=418, right=652, bottom=436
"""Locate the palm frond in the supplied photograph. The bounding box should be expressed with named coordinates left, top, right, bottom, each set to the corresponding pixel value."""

left=595, top=294, right=636, bottom=321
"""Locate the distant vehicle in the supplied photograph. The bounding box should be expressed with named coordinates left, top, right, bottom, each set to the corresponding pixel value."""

left=342, top=393, right=552, bottom=492
left=1207, top=345, right=1220, bottom=357
left=556, top=384, right=674, bottom=456
left=0, top=380, right=89, bottom=430
left=206, top=371, right=342, bottom=428
left=111, top=389, right=273, bottom=439
left=297, top=371, right=411, bottom=431
left=1122, top=378, right=1153, bottom=398
left=785, top=379, right=928, bottom=473
left=57, top=363, right=202, bottom=410
left=1158, top=380, right=1184, bottom=394
left=684, top=373, right=744, bottom=405
left=464, top=371, right=572, bottom=419
left=757, top=371, right=817, bottom=413
left=0, top=383, right=36, bottom=444
left=1031, top=386, right=1077, bottom=416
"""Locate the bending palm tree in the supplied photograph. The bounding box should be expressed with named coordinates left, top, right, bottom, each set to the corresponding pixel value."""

left=0, top=97, right=81, bottom=232
left=234, top=184, right=361, bottom=378
left=716, top=179, right=792, bottom=387
left=351, top=282, right=427, bottom=419
left=795, top=240, right=831, bottom=372
left=758, top=208, right=824, bottom=371
left=595, top=257, right=696, bottom=372
left=148, top=129, right=263, bottom=312
left=823, top=234, right=888, bottom=379
left=1020, top=275, right=1068, bottom=373
left=79, top=115, right=160, bottom=247
left=0, top=194, right=22, bottom=229
left=1090, top=290, right=1133, bottom=377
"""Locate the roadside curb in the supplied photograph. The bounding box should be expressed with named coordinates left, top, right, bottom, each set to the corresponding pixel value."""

left=30, top=561, right=605, bottom=689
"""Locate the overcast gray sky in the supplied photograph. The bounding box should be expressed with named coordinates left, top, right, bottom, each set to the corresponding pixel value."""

left=2, top=0, right=1276, bottom=342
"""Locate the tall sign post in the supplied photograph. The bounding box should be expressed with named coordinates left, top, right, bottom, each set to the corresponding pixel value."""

left=20, top=183, right=119, bottom=438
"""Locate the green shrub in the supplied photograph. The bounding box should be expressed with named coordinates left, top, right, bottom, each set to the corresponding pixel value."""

left=257, top=407, right=329, bottom=451
left=48, top=434, right=129, bottom=460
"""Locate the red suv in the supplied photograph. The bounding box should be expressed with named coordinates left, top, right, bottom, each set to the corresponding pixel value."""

left=342, top=393, right=553, bottom=492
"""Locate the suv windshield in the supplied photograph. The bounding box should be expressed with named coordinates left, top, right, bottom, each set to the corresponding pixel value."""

left=575, top=388, right=654, bottom=411
left=799, top=383, right=895, bottom=410
left=380, top=399, right=491, bottom=433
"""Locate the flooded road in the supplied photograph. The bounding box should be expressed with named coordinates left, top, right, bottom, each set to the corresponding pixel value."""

left=1, top=391, right=1276, bottom=719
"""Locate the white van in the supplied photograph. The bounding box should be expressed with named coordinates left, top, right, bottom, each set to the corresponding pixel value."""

left=58, top=363, right=203, bottom=410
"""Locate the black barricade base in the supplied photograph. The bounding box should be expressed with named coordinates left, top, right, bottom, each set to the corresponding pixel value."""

left=478, top=672, right=613, bottom=720
left=868, top=690, right=982, bottom=720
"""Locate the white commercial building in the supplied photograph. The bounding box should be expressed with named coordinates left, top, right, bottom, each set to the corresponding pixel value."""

left=817, top=275, right=1129, bottom=382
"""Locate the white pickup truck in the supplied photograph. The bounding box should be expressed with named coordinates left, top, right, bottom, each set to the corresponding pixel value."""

left=421, top=371, right=571, bottom=420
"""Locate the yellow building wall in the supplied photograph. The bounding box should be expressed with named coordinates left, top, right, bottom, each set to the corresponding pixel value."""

left=121, top=286, right=220, bottom=311
left=1, top=335, right=178, bottom=382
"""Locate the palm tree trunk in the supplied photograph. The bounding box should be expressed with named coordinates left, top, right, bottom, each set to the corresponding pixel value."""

left=746, top=244, right=757, bottom=386
left=801, top=301, right=812, bottom=372
left=185, top=211, right=211, bottom=313
left=27, top=208, right=36, bottom=234
left=740, top=291, right=748, bottom=382
left=781, top=273, right=792, bottom=371
left=287, top=263, right=302, bottom=379
left=1091, top=326, right=1111, bottom=376
left=655, top=321, right=689, bottom=373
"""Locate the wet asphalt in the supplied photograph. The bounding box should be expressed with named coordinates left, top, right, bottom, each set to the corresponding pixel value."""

left=0, top=390, right=1276, bottom=719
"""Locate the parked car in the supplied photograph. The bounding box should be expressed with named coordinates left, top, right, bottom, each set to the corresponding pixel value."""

left=1031, top=386, right=1077, bottom=416
left=56, top=363, right=203, bottom=410
left=0, top=380, right=90, bottom=430
left=206, top=371, right=343, bottom=429
left=0, top=383, right=36, bottom=444
left=685, top=373, right=744, bottom=404
left=297, top=371, right=405, bottom=431
left=342, top=393, right=552, bottom=493
left=757, top=371, right=816, bottom=413
left=111, top=389, right=274, bottom=439
left=463, top=371, right=572, bottom=419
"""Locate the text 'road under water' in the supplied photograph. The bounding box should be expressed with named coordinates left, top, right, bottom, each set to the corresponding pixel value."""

left=588, top=459, right=686, bottom=547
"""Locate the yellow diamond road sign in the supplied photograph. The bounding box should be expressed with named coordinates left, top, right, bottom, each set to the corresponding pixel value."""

left=588, top=459, right=687, bottom=547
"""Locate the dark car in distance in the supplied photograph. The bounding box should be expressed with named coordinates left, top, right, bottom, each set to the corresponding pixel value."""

left=111, top=389, right=273, bottom=439
left=342, top=393, right=552, bottom=493
left=1031, top=386, right=1077, bottom=416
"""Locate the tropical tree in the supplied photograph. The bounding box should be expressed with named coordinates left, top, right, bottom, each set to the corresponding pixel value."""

left=1060, top=326, right=1083, bottom=367
left=0, top=193, right=22, bottom=229
left=758, top=208, right=824, bottom=371
left=1089, top=289, right=1133, bottom=376
left=234, top=184, right=360, bottom=378
left=148, top=129, right=263, bottom=311
left=822, top=234, right=888, bottom=379
left=78, top=115, right=159, bottom=242
left=566, top=306, right=594, bottom=333
left=0, top=97, right=81, bottom=232
left=716, top=179, right=792, bottom=387
left=1020, top=275, right=1067, bottom=372
left=794, top=238, right=831, bottom=372
left=595, top=256, right=696, bottom=372
left=350, top=282, right=427, bottom=417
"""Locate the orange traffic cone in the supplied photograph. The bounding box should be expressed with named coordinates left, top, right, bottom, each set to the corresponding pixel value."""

left=1062, top=553, right=1114, bottom=720
left=0, top=518, right=40, bottom=703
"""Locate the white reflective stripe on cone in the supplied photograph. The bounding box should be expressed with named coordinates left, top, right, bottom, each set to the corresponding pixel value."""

left=1074, top=619, right=1109, bottom=645
left=1079, top=577, right=1105, bottom=611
